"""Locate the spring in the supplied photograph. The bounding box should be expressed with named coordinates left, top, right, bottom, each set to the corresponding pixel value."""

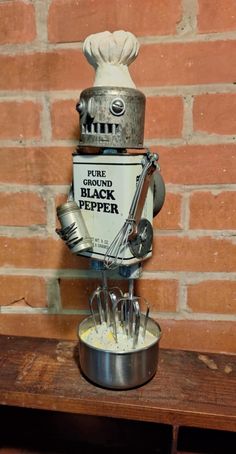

left=56, top=222, right=82, bottom=250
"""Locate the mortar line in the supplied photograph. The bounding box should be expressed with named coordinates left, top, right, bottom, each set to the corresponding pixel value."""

left=164, top=184, right=236, bottom=192
left=0, top=184, right=71, bottom=193
left=0, top=183, right=236, bottom=193
left=143, top=85, right=236, bottom=96
left=46, top=277, right=63, bottom=314
left=0, top=268, right=91, bottom=278
left=142, top=271, right=236, bottom=280
left=34, top=0, right=51, bottom=45
left=1, top=31, right=236, bottom=55
left=146, top=135, right=236, bottom=146
left=40, top=93, right=53, bottom=143
left=0, top=307, right=49, bottom=314
left=139, top=31, right=236, bottom=44
left=154, top=229, right=236, bottom=238
left=0, top=226, right=236, bottom=238
left=180, top=191, right=190, bottom=231
left=153, top=312, right=236, bottom=322
left=0, top=268, right=236, bottom=281
left=45, top=189, right=57, bottom=233
left=1, top=305, right=235, bottom=322
left=1, top=135, right=236, bottom=147
left=177, top=279, right=188, bottom=313
left=182, top=94, right=194, bottom=140
left=2, top=84, right=236, bottom=100
left=176, top=0, right=198, bottom=36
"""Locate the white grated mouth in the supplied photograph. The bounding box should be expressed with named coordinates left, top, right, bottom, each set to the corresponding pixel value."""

left=82, top=123, right=121, bottom=134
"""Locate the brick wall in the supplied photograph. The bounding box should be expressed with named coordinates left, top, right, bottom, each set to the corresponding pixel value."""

left=0, top=0, right=235, bottom=353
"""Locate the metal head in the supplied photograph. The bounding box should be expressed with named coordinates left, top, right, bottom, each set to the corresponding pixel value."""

left=76, top=86, right=145, bottom=149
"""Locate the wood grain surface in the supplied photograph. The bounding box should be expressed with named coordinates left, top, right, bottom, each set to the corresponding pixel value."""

left=0, top=335, right=235, bottom=432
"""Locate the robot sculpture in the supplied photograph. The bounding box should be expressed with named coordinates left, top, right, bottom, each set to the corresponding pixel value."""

left=56, top=31, right=165, bottom=388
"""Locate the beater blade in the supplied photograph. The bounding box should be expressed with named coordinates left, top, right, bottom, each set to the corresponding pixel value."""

left=89, top=269, right=123, bottom=342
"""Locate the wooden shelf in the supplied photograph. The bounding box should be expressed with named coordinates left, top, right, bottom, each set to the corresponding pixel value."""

left=0, top=335, right=235, bottom=432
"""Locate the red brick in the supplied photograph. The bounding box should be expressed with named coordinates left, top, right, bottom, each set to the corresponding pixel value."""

left=187, top=280, right=236, bottom=314
left=60, top=278, right=99, bottom=310
left=157, top=144, right=236, bottom=185
left=0, top=314, right=235, bottom=353
left=153, top=193, right=182, bottom=230
left=0, top=0, right=36, bottom=44
left=2, top=41, right=236, bottom=90
left=145, top=236, right=236, bottom=272
left=60, top=277, right=177, bottom=312
left=55, top=194, right=69, bottom=208
left=0, top=237, right=88, bottom=270
left=0, top=147, right=73, bottom=185
left=145, top=97, right=183, bottom=139
left=0, top=50, right=93, bottom=91
left=0, top=314, right=82, bottom=340
left=0, top=101, right=41, bottom=140
left=135, top=279, right=178, bottom=312
left=51, top=100, right=79, bottom=140
left=55, top=193, right=70, bottom=230
left=60, top=278, right=127, bottom=310
left=0, top=192, right=46, bottom=226
left=0, top=276, right=47, bottom=308
left=159, top=319, right=236, bottom=353
left=131, top=41, right=236, bottom=86
left=198, top=0, right=236, bottom=33
left=193, top=94, right=236, bottom=135
left=4, top=144, right=234, bottom=188
left=190, top=192, right=236, bottom=230
left=48, top=0, right=181, bottom=43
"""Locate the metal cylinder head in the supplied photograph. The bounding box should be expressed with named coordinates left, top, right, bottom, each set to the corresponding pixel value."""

left=76, top=86, right=145, bottom=149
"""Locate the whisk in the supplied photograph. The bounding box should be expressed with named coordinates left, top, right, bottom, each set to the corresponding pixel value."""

left=89, top=268, right=123, bottom=340
left=90, top=276, right=150, bottom=349
left=104, top=151, right=158, bottom=270
left=114, top=279, right=150, bottom=348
